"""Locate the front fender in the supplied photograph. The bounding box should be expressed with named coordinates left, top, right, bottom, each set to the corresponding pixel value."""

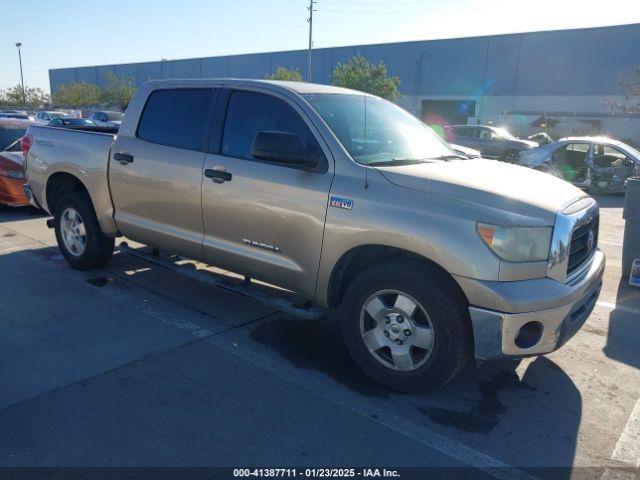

left=314, top=169, right=501, bottom=307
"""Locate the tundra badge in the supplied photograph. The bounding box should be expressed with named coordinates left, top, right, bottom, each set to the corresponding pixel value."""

left=330, top=196, right=353, bottom=210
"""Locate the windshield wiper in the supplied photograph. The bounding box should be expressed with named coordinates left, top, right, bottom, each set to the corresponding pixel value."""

left=366, top=158, right=428, bottom=166
left=431, top=154, right=466, bottom=160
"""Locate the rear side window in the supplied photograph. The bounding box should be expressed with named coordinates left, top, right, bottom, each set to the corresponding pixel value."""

left=137, top=89, right=213, bottom=150
left=455, top=126, right=474, bottom=138
left=222, top=90, right=321, bottom=162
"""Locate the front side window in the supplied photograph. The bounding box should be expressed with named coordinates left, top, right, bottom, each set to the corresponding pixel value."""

left=222, top=90, right=321, bottom=162
left=303, top=93, right=452, bottom=165
left=593, top=145, right=628, bottom=167
left=479, top=128, right=493, bottom=140
left=137, top=89, right=213, bottom=150
left=454, top=126, right=474, bottom=138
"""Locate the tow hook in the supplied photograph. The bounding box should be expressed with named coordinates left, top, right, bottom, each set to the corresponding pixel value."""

left=46, top=218, right=55, bottom=229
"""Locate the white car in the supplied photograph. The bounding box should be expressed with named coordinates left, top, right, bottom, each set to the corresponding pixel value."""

left=35, top=111, right=69, bottom=124
left=89, top=111, right=124, bottom=127
left=518, top=136, right=640, bottom=194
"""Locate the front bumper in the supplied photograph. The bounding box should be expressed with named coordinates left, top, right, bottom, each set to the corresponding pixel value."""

left=467, top=249, right=605, bottom=359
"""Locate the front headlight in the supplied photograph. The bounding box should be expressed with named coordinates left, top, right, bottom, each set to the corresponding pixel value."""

left=477, top=223, right=552, bottom=262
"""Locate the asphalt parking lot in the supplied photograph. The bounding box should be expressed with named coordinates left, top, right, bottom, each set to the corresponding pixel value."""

left=0, top=195, right=639, bottom=479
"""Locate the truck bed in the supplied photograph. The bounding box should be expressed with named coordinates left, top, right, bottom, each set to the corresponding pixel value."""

left=25, top=124, right=118, bottom=235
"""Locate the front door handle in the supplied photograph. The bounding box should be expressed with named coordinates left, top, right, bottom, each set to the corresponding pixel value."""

left=204, top=168, right=232, bottom=183
left=114, top=152, right=134, bottom=165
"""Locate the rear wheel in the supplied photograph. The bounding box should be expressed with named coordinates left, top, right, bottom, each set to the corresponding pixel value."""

left=340, top=261, right=472, bottom=392
left=54, top=192, right=114, bottom=269
left=500, top=149, right=520, bottom=163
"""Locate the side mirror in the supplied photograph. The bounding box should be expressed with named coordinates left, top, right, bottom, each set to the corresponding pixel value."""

left=252, top=131, right=320, bottom=169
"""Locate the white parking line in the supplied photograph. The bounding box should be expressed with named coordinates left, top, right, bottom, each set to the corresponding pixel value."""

left=597, top=301, right=640, bottom=316
left=612, top=399, right=640, bottom=467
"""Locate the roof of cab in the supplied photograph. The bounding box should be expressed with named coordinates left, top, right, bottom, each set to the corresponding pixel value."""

left=141, top=78, right=365, bottom=96
left=559, top=136, right=625, bottom=145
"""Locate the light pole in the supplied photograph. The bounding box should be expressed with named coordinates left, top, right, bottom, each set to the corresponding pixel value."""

left=15, top=42, right=26, bottom=107
left=307, top=0, right=316, bottom=82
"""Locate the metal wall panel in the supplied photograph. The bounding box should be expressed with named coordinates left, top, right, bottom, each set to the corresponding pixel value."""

left=48, top=23, right=640, bottom=99
left=75, top=67, right=98, bottom=85
left=49, top=68, right=78, bottom=93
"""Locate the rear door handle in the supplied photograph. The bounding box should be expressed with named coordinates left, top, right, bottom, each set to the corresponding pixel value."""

left=204, top=168, right=232, bottom=183
left=114, top=152, right=134, bottom=165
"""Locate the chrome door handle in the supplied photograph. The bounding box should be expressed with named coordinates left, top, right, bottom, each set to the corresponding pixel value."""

left=114, top=152, right=134, bottom=165
left=204, top=168, right=232, bottom=183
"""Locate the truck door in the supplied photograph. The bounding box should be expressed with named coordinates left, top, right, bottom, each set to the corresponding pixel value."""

left=200, top=88, right=334, bottom=299
left=109, top=87, right=217, bottom=259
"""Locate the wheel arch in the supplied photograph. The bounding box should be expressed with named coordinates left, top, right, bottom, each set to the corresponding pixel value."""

left=46, top=171, right=90, bottom=214
left=43, top=168, right=118, bottom=237
left=326, top=244, right=469, bottom=309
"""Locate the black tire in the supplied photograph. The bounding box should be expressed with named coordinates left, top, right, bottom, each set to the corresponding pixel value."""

left=500, top=149, right=520, bottom=163
left=339, top=260, right=472, bottom=393
left=54, top=191, right=114, bottom=269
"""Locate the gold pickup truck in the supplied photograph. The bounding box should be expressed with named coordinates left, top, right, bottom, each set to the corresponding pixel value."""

left=22, top=79, right=604, bottom=392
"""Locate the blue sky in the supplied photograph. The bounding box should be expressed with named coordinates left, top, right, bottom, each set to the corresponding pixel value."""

left=2, top=0, right=639, bottom=92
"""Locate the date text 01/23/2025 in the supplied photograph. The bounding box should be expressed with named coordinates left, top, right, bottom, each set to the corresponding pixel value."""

left=233, top=468, right=400, bottom=478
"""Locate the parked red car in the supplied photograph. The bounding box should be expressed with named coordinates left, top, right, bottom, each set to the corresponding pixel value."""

left=0, top=118, right=33, bottom=207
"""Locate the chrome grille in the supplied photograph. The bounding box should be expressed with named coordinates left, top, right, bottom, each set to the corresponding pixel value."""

left=567, top=213, right=598, bottom=277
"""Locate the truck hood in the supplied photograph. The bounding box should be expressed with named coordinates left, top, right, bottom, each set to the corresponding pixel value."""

left=516, top=139, right=539, bottom=149
left=376, top=159, right=587, bottom=223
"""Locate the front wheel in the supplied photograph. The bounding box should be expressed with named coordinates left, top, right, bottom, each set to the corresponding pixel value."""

left=54, top=191, right=114, bottom=269
left=340, top=261, right=472, bottom=392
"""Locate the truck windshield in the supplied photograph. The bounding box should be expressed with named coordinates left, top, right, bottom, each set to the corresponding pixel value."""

left=303, top=93, right=454, bottom=165
left=491, top=127, right=517, bottom=141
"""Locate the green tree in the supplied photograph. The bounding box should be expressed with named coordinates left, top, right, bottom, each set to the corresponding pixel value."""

left=52, top=81, right=101, bottom=108
left=605, top=66, right=640, bottom=113
left=332, top=55, right=401, bottom=101
left=265, top=66, right=303, bottom=82
left=100, top=72, right=136, bottom=110
left=0, top=85, right=50, bottom=108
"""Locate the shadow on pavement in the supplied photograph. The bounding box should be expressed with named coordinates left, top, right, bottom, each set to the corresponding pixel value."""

left=604, top=277, right=640, bottom=369
left=247, top=311, right=582, bottom=472
left=0, top=205, right=46, bottom=221
left=592, top=193, right=625, bottom=208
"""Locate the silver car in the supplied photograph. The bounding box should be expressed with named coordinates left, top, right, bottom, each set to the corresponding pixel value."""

left=518, top=136, right=640, bottom=194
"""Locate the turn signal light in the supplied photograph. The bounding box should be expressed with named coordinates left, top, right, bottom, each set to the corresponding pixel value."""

left=476, top=224, right=495, bottom=246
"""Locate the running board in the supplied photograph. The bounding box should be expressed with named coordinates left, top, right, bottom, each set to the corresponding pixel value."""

left=118, top=242, right=325, bottom=320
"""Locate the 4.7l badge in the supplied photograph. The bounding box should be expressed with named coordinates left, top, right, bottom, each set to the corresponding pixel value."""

left=330, top=196, right=354, bottom=210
